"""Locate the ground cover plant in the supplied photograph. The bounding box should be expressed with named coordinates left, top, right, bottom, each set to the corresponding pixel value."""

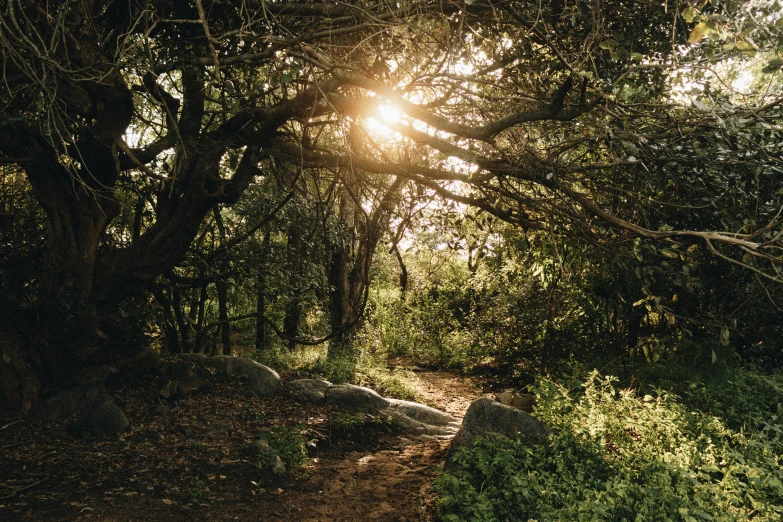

left=436, top=370, right=783, bottom=521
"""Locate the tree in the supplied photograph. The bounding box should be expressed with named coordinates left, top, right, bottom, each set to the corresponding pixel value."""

left=1, top=0, right=781, bottom=410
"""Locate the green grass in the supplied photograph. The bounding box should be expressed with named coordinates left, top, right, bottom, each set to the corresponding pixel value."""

left=436, top=369, right=783, bottom=521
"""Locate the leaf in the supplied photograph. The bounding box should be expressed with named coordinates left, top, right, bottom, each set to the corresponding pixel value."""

left=762, top=58, right=783, bottom=73
left=688, top=21, right=711, bottom=43
left=599, top=39, right=620, bottom=50
left=661, top=248, right=679, bottom=259
left=634, top=249, right=644, bottom=262
left=735, top=39, right=757, bottom=56
left=681, top=7, right=699, bottom=23
left=711, top=349, right=718, bottom=364
left=162, top=498, right=173, bottom=505
left=720, top=326, right=730, bottom=346
left=280, top=73, right=293, bottom=84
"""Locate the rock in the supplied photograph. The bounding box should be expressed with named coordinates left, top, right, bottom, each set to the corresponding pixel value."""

left=205, top=354, right=233, bottom=375
left=385, top=398, right=458, bottom=426
left=38, top=385, right=107, bottom=420
left=121, top=348, right=164, bottom=380
left=286, top=379, right=332, bottom=405
left=306, top=440, right=318, bottom=457
left=37, top=366, right=114, bottom=420
left=326, top=384, right=390, bottom=413
left=71, top=399, right=129, bottom=438
left=451, top=398, right=549, bottom=450
left=170, top=365, right=209, bottom=393
left=247, top=440, right=286, bottom=475
left=222, top=356, right=280, bottom=397
left=496, top=390, right=536, bottom=413
left=176, top=353, right=208, bottom=364
left=176, top=354, right=280, bottom=397
left=158, top=381, right=180, bottom=399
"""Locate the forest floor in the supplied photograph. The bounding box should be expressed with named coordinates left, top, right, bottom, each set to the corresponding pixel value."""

left=0, top=360, right=486, bottom=522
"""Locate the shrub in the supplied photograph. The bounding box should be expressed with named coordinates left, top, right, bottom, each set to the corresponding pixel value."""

left=436, top=370, right=783, bottom=521
left=258, top=425, right=308, bottom=469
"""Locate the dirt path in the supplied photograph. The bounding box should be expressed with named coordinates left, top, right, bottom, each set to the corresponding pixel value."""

left=279, top=367, right=487, bottom=522
left=405, top=366, right=487, bottom=418
left=0, top=365, right=486, bottom=522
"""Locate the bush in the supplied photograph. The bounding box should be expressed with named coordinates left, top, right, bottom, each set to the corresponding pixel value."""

left=436, top=370, right=783, bottom=521
left=258, top=425, right=308, bottom=469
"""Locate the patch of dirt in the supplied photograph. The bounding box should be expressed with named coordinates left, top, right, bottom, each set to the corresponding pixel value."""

left=389, top=356, right=488, bottom=418
left=0, top=362, right=483, bottom=522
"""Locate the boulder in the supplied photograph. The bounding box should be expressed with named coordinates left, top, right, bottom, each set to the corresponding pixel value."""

left=326, top=384, right=390, bottom=413
left=451, top=398, right=549, bottom=450
left=205, top=354, right=234, bottom=374
left=286, top=379, right=332, bottom=405
left=221, top=356, right=280, bottom=397
left=70, top=399, right=129, bottom=438
left=385, top=398, right=458, bottom=426
left=496, top=390, right=536, bottom=413
left=37, top=366, right=114, bottom=420
left=38, top=385, right=108, bottom=420
left=175, top=354, right=280, bottom=397
left=121, top=348, right=164, bottom=381
left=168, top=363, right=209, bottom=393
left=384, top=409, right=461, bottom=437
left=176, top=353, right=208, bottom=364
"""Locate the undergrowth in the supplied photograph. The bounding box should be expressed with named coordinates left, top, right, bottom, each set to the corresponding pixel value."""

left=258, top=425, right=308, bottom=469
left=253, top=344, right=421, bottom=401
left=436, top=369, right=783, bottom=521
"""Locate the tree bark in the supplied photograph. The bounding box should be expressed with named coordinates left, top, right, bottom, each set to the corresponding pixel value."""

left=152, top=286, right=181, bottom=354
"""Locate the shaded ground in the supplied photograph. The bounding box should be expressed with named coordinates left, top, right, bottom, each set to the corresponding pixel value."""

left=0, top=363, right=485, bottom=522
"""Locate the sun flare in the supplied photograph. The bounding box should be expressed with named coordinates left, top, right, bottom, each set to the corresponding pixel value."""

left=377, top=103, right=400, bottom=123
left=364, top=102, right=401, bottom=140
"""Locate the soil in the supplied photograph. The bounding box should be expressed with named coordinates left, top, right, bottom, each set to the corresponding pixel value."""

left=0, top=364, right=485, bottom=522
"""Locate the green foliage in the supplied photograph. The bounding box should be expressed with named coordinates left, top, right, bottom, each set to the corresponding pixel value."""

left=329, top=411, right=396, bottom=440
left=436, top=370, right=783, bottom=521
left=258, top=425, right=308, bottom=469
left=331, top=411, right=366, bottom=433
left=186, top=479, right=206, bottom=503
left=253, top=345, right=324, bottom=380
left=311, top=349, right=357, bottom=384
left=354, top=356, right=420, bottom=401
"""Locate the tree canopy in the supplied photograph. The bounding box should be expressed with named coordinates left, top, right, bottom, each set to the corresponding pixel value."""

left=1, top=0, right=782, bottom=410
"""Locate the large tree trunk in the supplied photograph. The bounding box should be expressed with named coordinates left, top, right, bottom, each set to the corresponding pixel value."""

left=0, top=5, right=332, bottom=409
left=0, top=131, right=124, bottom=410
